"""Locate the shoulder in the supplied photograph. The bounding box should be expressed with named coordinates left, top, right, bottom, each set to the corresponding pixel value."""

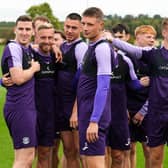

left=8, top=41, right=22, bottom=53
left=95, top=41, right=111, bottom=52
left=76, top=41, right=87, bottom=47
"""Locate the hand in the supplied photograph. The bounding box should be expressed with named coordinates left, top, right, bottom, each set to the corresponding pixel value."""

left=70, top=111, right=78, bottom=129
left=52, top=44, right=62, bottom=62
left=132, top=112, right=144, bottom=125
left=31, top=44, right=39, bottom=49
left=103, top=30, right=114, bottom=43
left=31, top=59, right=40, bottom=72
left=86, top=122, right=99, bottom=143
left=140, top=76, right=150, bottom=87
left=2, top=73, right=14, bottom=86
left=127, top=110, right=130, bottom=123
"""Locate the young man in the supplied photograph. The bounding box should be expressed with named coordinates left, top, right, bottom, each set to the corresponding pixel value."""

left=77, top=7, right=113, bottom=168
left=51, top=29, right=66, bottom=168
left=1, top=15, right=40, bottom=168
left=104, top=24, right=149, bottom=168
left=54, top=29, right=66, bottom=48
left=33, top=23, right=57, bottom=168
left=32, top=16, right=50, bottom=44
left=55, top=13, right=88, bottom=168
left=127, top=25, right=156, bottom=168
left=107, top=23, right=132, bottom=168
left=111, top=18, right=168, bottom=168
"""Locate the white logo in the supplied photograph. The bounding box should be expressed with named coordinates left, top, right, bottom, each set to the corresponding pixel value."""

left=125, top=138, right=131, bottom=146
left=22, top=137, right=30, bottom=145
left=82, top=142, right=89, bottom=151
left=47, top=66, right=50, bottom=71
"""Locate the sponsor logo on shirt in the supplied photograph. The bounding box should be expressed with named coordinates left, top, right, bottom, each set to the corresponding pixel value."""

left=158, top=64, right=168, bottom=71
left=111, top=72, right=122, bottom=79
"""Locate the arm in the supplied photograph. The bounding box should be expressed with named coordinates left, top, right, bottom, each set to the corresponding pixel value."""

left=139, top=100, right=148, bottom=116
left=87, top=75, right=111, bottom=143
left=112, top=38, right=144, bottom=59
left=90, top=75, right=111, bottom=122
left=51, top=44, right=62, bottom=62
left=72, top=42, right=88, bottom=90
left=132, top=100, right=148, bottom=125
left=127, top=79, right=143, bottom=90
left=10, top=59, right=40, bottom=85
left=86, top=42, right=112, bottom=143
left=70, top=98, right=78, bottom=129
left=1, top=73, right=14, bottom=87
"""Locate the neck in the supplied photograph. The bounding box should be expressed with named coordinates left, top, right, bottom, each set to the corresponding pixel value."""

left=89, top=33, right=103, bottom=43
left=163, top=40, right=168, bottom=49
left=38, top=49, right=50, bottom=56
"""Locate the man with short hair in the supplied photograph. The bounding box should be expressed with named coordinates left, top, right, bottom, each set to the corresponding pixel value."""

left=127, top=25, right=156, bottom=168
left=78, top=7, right=114, bottom=168
left=1, top=15, right=40, bottom=168
left=34, top=23, right=57, bottom=168
left=110, top=18, right=168, bottom=168
left=56, top=12, right=88, bottom=168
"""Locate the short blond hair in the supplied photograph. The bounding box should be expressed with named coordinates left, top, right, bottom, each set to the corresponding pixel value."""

left=37, top=23, right=54, bottom=31
left=134, top=25, right=157, bottom=37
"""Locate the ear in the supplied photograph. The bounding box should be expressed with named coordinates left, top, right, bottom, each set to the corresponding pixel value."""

left=126, top=34, right=130, bottom=41
left=162, top=29, right=166, bottom=37
left=100, top=21, right=104, bottom=31
left=13, top=26, right=16, bottom=34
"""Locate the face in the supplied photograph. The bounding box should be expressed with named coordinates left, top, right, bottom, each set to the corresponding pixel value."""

left=34, top=20, right=48, bottom=35
left=162, top=25, right=168, bottom=42
left=14, top=21, right=33, bottom=46
left=64, top=18, right=82, bottom=42
left=36, top=28, right=54, bottom=54
left=135, top=33, right=156, bottom=47
left=113, top=30, right=130, bottom=42
left=81, top=16, right=104, bottom=42
left=54, top=33, right=64, bottom=47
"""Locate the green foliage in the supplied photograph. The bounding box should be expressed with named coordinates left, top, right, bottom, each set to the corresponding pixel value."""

left=26, top=2, right=60, bottom=29
left=0, top=27, right=14, bottom=41
left=104, top=14, right=163, bottom=39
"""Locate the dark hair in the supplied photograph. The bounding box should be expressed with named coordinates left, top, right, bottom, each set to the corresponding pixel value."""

left=66, top=13, right=81, bottom=21
left=33, top=15, right=50, bottom=28
left=54, top=29, right=66, bottom=40
left=82, top=7, right=104, bottom=21
left=16, top=15, right=32, bottom=25
left=112, top=23, right=130, bottom=34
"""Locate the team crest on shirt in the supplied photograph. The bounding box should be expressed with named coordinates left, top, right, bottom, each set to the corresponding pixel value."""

left=22, top=137, right=30, bottom=145
left=82, top=142, right=89, bottom=151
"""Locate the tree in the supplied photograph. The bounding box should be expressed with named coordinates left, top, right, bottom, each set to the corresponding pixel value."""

left=26, top=2, right=60, bottom=29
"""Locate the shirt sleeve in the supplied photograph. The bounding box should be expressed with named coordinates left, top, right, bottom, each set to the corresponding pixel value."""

left=95, top=42, right=112, bottom=75
left=8, top=43, right=23, bottom=68
left=139, top=100, right=148, bottom=116
left=112, top=38, right=152, bottom=59
left=90, top=75, right=111, bottom=123
left=122, top=54, right=138, bottom=80
left=75, top=42, right=88, bottom=69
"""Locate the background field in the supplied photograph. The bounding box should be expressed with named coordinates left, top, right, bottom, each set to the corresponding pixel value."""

left=0, top=44, right=167, bottom=168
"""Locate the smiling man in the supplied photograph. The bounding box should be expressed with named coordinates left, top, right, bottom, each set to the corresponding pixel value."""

left=1, top=15, right=40, bottom=168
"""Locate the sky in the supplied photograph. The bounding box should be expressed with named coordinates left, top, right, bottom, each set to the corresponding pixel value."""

left=0, top=0, right=167, bottom=22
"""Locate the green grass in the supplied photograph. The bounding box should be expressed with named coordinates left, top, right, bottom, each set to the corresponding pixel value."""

left=0, top=44, right=168, bottom=168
